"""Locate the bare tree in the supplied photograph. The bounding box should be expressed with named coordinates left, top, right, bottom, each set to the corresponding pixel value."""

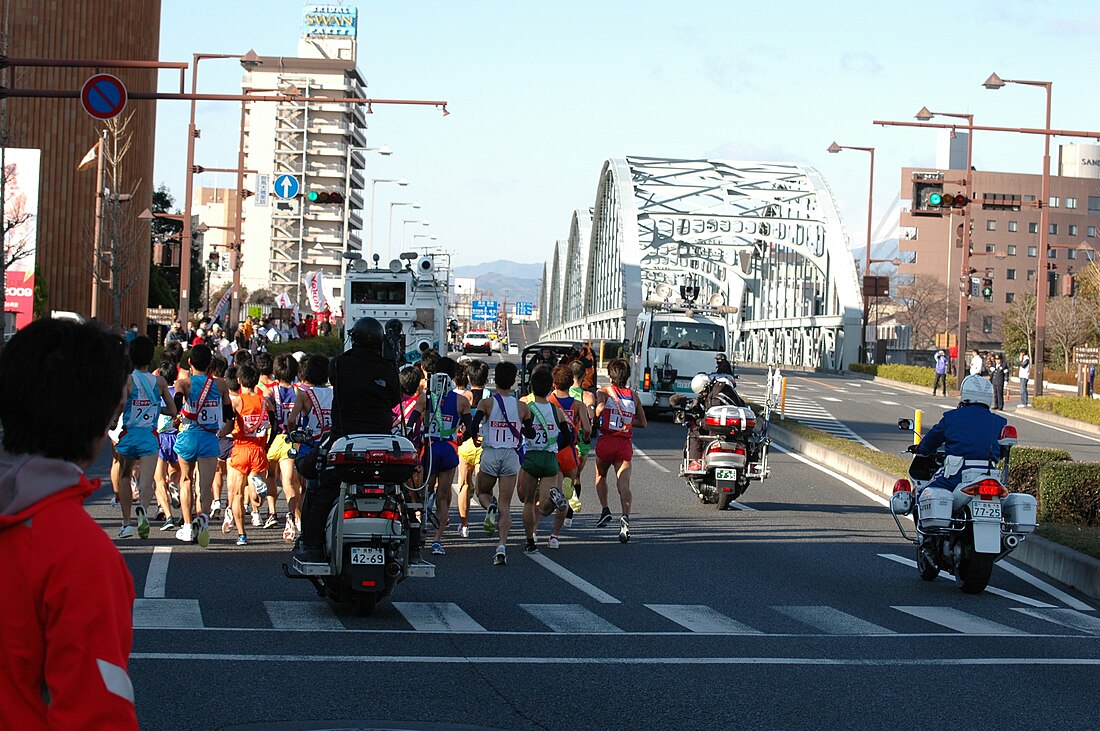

left=1046, top=296, right=1089, bottom=371
left=1001, top=292, right=1037, bottom=358
left=894, top=274, right=950, bottom=349
left=1076, top=261, right=1100, bottom=342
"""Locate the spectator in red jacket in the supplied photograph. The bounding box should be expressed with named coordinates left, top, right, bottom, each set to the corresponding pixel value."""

left=0, top=318, right=139, bottom=731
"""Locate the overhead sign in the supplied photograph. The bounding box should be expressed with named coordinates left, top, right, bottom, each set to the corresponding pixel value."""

left=80, top=73, right=127, bottom=120
left=302, top=4, right=357, bottom=36
left=515, top=301, right=533, bottom=316
left=471, top=300, right=499, bottom=322
left=255, top=173, right=270, bottom=207
left=273, top=174, right=300, bottom=200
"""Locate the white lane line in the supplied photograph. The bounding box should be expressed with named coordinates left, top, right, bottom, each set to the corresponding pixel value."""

left=645, top=604, right=762, bottom=634
left=520, top=604, right=623, bottom=633
left=633, top=447, right=671, bottom=473
left=132, top=598, right=203, bottom=629
left=880, top=400, right=899, bottom=406
left=1009, top=411, right=1100, bottom=444
left=998, top=560, right=1094, bottom=611
left=392, top=602, right=486, bottom=633
left=264, top=601, right=345, bottom=631
left=774, top=444, right=889, bottom=507
left=525, top=552, right=621, bottom=604
left=821, top=397, right=842, bottom=402
left=1012, top=608, right=1100, bottom=635
left=730, top=501, right=757, bottom=511
left=893, top=606, right=1027, bottom=635
left=773, top=606, right=895, bottom=635
left=144, top=546, right=171, bottom=599
left=129, top=653, right=1100, bottom=666
left=877, top=554, right=1056, bottom=608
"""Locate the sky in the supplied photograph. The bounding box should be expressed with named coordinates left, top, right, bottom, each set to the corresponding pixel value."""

left=154, top=0, right=1100, bottom=267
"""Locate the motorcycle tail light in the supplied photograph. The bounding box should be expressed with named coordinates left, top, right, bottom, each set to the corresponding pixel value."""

left=380, top=509, right=400, bottom=521
left=961, top=479, right=1007, bottom=499
left=360, top=580, right=377, bottom=587
left=734, top=447, right=746, bottom=456
left=343, top=508, right=361, bottom=519
left=892, top=479, right=912, bottom=493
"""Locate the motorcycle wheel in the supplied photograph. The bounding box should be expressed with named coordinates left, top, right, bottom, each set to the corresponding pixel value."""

left=716, top=492, right=733, bottom=510
left=955, top=549, right=994, bottom=594
left=353, top=591, right=378, bottom=617
left=915, top=543, right=939, bottom=581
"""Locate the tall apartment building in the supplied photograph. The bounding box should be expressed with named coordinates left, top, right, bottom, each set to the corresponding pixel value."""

left=898, top=142, right=1100, bottom=346
left=195, top=187, right=238, bottom=310
left=239, top=3, right=367, bottom=308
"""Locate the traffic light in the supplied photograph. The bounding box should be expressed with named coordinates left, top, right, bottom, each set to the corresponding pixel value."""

left=981, top=277, right=993, bottom=300
left=927, top=192, right=970, bottom=212
left=306, top=190, right=344, bottom=204
left=207, top=251, right=219, bottom=272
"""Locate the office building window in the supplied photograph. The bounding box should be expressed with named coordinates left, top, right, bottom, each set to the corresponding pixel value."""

left=982, top=316, right=994, bottom=334
left=1049, top=223, right=1058, bottom=235
left=1029, top=222, right=1039, bottom=233
left=1068, top=248, right=1077, bottom=260
left=985, top=244, right=995, bottom=253
left=1049, top=197, right=1059, bottom=208
left=1008, top=221, right=1018, bottom=232
left=1024, top=195, right=1037, bottom=202
left=1007, top=245, right=1017, bottom=256
left=1006, top=292, right=1015, bottom=304
left=1069, top=224, right=1078, bottom=236
left=1088, top=196, right=1100, bottom=215
left=1028, top=246, right=1038, bottom=257
left=986, top=220, right=996, bottom=231
left=1089, top=226, right=1097, bottom=237
left=1066, top=197, right=1077, bottom=209
left=1027, top=269, right=1036, bottom=281
left=1007, top=269, right=1017, bottom=280
left=1049, top=248, right=1057, bottom=259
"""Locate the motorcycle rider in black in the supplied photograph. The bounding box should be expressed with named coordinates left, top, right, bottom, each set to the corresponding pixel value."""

left=295, top=317, right=401, bottom=562
left=672, top=372, right=750, bottom=464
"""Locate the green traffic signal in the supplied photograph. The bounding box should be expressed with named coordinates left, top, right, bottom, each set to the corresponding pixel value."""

left=929, top=192, right=943, bottom=206
left=307, top=191, right=320, bottom=202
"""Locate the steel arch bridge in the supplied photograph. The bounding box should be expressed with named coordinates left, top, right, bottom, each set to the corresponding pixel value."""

left=540, top=157, right=863, bottom=370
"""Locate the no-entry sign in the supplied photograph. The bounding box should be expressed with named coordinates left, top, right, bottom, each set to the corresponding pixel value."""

left=80, top=73, right=128, bottom=120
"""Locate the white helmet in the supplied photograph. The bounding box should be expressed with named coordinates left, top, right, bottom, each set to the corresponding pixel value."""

left=690, top=372, right=711, bottom=394
left=292, top=350, right=306, bottom=363
left=959, top=375, right=994, bottom=408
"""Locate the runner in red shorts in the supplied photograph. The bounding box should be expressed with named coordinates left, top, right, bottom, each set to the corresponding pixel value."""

left=594, top=358, right=647, bottom=542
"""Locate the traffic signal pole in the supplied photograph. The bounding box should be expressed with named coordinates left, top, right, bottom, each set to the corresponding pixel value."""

left=956, top=117, right=974, bottom=388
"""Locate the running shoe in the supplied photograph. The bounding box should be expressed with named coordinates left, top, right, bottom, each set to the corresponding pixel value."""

left=153, top=511, right=166, bottom=522
left=562, top=477, right=574, bottom=500
left=431, top=541, right=445, bottom=555
left=459, top=525, right=469, bottom=539
left=110, top=495, right=121, bottom=511
left=159, top=516, right=178, bottom=531
left=251, top=510, right=262, bottom=528
left=283, top=515, right=296, bottom=542
left=195, top=513, right=211, bottom=548
left=168, top=482, right=180, bottom=509
left=483, top=500, right=498, bottom=536
left=548, top=487, right=568, bottom=512
left=116, top=525, right=134, bottom=539
left=221, top=508, right=235, bottom=535
left=618, top=515, right=630, bottom=544
left=135, top=506, right=149, bottom=539
left=548, top=534, right=560, bottom=549
left=493, top=545, right=507, bottom=566
left=523, top=538, right=538, bottom=554
left=263, top=514, right=278, bottom=530
left=564, top=516, right=573, bottom=529
left=174, top=523, right=194, bottom=543
left=209, top=499, right=223, bottom=520
left=249, top=475, right=269, bottom=498
left=568, top=489, right=582, bottom=514
left=236, top=534, right=248, bottom=546
left=596, top=507, right=613, bottom=527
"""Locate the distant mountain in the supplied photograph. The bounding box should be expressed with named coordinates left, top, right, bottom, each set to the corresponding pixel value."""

left=452, top=259, right=542, bottom=307
left=453, top=260, right=543, bottom=280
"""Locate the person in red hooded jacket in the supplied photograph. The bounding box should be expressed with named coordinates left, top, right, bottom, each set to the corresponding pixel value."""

left=0, top=318, right=139, bottom=731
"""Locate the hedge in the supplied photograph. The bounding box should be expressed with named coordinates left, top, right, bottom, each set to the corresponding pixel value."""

left=1008, top=446, right=1072, bottom=502
left=1032, top=396, right=1100, bottom=427
left=848, top=363, right=956, bottom=390
left=1038, top=462, right=1100, bottom=526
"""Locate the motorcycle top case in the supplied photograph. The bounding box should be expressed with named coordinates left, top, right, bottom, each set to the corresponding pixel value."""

left=1002, top=492, right=1037, bottom=533
left=917, top=487, right=954, bottom=529
left=703, top=405, right=756, bottom=439
left=326, top=434, right=419, bottom=482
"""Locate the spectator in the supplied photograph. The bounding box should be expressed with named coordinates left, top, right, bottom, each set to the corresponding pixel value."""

left=989, top=353, right=1008, bottom=410
left=0, top=319, right=139, bottom=730
left=932, top=349, right=949, bottom=396
left=1017, top=350, right=1031, bottom=408
left=165, top=320, right=186, bottom=347
left=191, top=327, right=207, bottom=349
left=969, top=349, right=984, bottom=376
left=123, top=323, right=139, bottom=343
left=1089, top=364, right=1096, bottom=398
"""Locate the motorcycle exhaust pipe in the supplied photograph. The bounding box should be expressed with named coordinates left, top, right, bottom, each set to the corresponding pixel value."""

left=385, top=561, right=402, bottom=578
left=1003, top=534, right=1020, bottom=550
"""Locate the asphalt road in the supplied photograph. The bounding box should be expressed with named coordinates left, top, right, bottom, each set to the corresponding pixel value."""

left=84, top=416, right=1100, bottom=731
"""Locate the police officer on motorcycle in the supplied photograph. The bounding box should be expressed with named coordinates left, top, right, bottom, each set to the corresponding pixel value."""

left=673, top=372, right=750, bottom=466
left=295, top=317, right=401, bottom=562
left=910, top=374, right=1007, bottom=493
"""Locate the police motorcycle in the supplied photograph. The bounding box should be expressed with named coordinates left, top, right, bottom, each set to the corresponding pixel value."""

left=670, top=372, right=770, bottom=510
left=889, top=389, right=1036, bottom=595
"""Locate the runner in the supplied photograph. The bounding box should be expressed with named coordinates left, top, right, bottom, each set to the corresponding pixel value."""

left=469, top=361, right=528, bottom=565
left=567, top=359, right=596, bottom=525
left=153, top=359, right=183, bottom=531
left=393, top=364, right=426, bottom=560
left=455, top=358, right=488, bottom=538
left=517, top=365, right=573, bottom=554
left=218, top=364, right=274, bottom=546
left=173, top=343, right=231, bottom=547
left=287, top=353, right=333, bottom=476
left=421, top=357, right=471, bottom=556
left=265, top=353, right=302, bottom=541
left=209, top=356, right=230, bottom=523
left=548, top=364, right=590, bottom=544
left=110, top=336, right=177, bottom=539
left=594, top=358, right=647, bottom=542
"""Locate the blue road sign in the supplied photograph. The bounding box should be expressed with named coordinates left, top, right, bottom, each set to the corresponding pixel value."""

left=515, top=301, right=533, bottom=316
left=81, top=73, right=127, bottom=120
left=273, top=174, right=300, bottom=200
left=471, top=300, right=499, bottom=322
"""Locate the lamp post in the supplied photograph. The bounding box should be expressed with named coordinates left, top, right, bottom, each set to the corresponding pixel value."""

left=341, top=145, right=392, bottom=254
left=827, top=141, right=875, bottom=363
left=984, top=72, right=1053, bottom=395
left=387, top=201, right=421, bottom=260
left=368, top=177, right=408, bottom=264
left=402, top=219, right=430, bottom=249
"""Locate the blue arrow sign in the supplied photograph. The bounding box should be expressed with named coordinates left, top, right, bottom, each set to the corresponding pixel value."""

left=273, top=174, right=300, bottom=200
left=515, top=301, right=533, bottom=316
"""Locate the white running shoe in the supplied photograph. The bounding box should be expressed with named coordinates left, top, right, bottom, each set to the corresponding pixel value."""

left=135, top=506, right=149, bottom=539
left=168, top=483, right=180, bottom=509
left=459, top=525, right=469, bottom=539
left=175, top=523, right=195, bottom=543
left=110, top=496, right=121, bottom=511
left=548, top=534, right=560, bottom=549
left=251, top=510, right=262, bottom=528
left=222, top=507, right=235, bottom=535
left=209, top=499, right=223, bottom=520
left=195, top=514, right=211, bottom=548
left=117, top=525, right=134, bottom=539
left=249, top=475, right=269, bottom=498
left=283, top=515, right=296, bottom=542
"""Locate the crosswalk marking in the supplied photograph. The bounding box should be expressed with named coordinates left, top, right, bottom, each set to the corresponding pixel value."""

left=265, top=601, right=345, bottom=631
left=892, top=606, right=1027, bottom=635
left=392, top=602, right=487, bottom=632
left=1012, top=608, right=1100, bottom=635
left=878, top=553, right=1057, bottom=608
left=773, top=605, right=895, bottom=635
left=520, top=603, right=623, bottom=633
left=133, top=598, right=203, bottom=629
left=645, top=604, right=762, bottom=634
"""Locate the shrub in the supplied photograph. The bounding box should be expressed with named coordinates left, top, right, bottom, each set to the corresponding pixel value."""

left=1043, top=369, right=1078, bottom=386
left=1032, top=396, right=1100, bottom=426
left=267, top=336, right=345, bottom=358
left=849, top=363, right=876, bottom=375
left=1009, top=446, right=1072, bottom=500
left=1038, top=462, right=1100, bottom=526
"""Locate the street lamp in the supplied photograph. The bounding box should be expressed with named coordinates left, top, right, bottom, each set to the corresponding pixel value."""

left=387, top=201, right=421, bottom=260
left=368, top=177, right=408, bottom=263
left=341, top=145, right=393, bottom=254
left=402, top=219, right=430, bottom=248
left=984, top=72, right=1054, bottom=395
left=827, top=141, right=875, bottom=363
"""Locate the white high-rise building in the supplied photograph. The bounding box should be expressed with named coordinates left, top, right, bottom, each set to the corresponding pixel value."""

left=240, top=2, right=366, bottom=309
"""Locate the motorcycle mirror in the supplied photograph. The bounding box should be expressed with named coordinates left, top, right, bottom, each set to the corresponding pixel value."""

left=897, top=418, right=912, bottom=431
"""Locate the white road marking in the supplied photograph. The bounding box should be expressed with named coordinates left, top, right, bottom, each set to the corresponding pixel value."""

left=1009, top=411, right=1100, bottom=444
left=392, top=602, right=487, bottom=633
left=822, top=397, right=842, bottom=402
left=143, top=546, right=171, bottom=599
left=129, top=652, right=1100, bottom=666
left=880, top=400, right=899, bottom=406
left=264, top=601, right=345, bottom=631
left=773, top=605, right=895, bottom=635
left=877, top=554, right=1057, bottom=608
left=633, top=446, right=671, bottom=473
left=1012, top=608, right=1100, bottom=635
left=730, top=501, right=757, bottom=511
left=774, top=444, right=889, bottom=507
left=998, top=560, right=1094, bottom=611
left=132, top=598, right=203, bottom=629
left=525, top=551, right=622, bottom=604
left=893, top=606, right=1027, bottom=635
left=520, top=603, right=623, bottom=633
left=646, top=604, right=762, bottom=634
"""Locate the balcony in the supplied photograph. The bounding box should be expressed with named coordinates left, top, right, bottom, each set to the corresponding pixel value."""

left=307, top=141, right=347, bottom=157
left=307, top=164, right=346, bottom=179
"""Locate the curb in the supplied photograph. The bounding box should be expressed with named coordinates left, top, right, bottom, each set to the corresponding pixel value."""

left=767, top=423, right=1100, bottom=601
left=1012, top=406, right=1100, bottom=438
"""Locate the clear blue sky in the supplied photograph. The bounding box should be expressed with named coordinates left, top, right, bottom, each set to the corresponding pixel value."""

left=155, top=0, right=1100, bottom=266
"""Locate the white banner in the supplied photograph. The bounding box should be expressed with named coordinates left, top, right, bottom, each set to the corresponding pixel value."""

left=304, top=270, right=327, bottom=313
left=274, top=291, right=294, bottom=309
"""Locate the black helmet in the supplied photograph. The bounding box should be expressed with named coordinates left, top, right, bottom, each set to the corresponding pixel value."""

left=349, top=316, right=384, bottom=351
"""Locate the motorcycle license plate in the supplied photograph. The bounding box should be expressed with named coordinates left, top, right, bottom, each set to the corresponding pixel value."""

left=715, top=468, right=737, bottom=480
left=971, top=501, right=1002, bottom=520
left=350, top=547, right=385, bottom=565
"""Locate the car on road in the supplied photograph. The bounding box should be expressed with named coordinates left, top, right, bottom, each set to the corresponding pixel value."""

left=463, top=332, right=493, bottom=355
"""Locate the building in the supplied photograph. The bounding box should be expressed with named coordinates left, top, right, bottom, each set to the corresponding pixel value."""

left=2, top=0, right=160, bottom=328
left=239, top=3, right=367, bottom=310
left=898, top=144, right=1100, bottom=347
left=194, top=187, right=238, bottom=311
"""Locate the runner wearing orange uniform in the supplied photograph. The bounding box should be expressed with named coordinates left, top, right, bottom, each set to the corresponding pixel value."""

left=218, top=364, right=273, bottom=545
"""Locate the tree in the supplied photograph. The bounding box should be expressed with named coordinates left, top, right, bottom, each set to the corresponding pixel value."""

left=1046, top=296, right=1089, bottom=371
left=1075, top=261, right=1100, bottom=344
left=248, top=287, right=276, bottom=305
left=1001, top=292, right=1037, bottom=358
left=894, top=274, right=950, bottom=350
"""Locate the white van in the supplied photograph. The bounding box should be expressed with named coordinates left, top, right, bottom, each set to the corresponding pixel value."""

left=630, top=307, right=730, bottom=414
